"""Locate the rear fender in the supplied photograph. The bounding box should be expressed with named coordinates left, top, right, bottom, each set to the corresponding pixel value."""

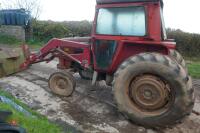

left=107, top=41, right=171, bottom=74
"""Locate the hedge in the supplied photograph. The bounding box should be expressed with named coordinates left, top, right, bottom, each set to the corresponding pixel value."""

left=31, top=20, right=200, bottom=57
left=167, top=29, right=200, bottom=57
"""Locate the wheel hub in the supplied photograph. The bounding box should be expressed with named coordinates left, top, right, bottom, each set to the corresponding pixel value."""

left=49, top=72, right=75, bottom=97
left=130, top=75, right=170, bottom=111
left=56, top=79, right=67, bottom=90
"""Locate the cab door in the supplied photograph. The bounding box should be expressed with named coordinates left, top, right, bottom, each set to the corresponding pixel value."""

left=93, top=39, right=117, bottom=70
left=92, top=5, right=146, bottom=72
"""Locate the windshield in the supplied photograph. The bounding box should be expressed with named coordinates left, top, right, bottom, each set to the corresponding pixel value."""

left=96, top=6, right=146, bottom=36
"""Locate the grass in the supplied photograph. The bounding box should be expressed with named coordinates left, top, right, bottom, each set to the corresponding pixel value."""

left=0, top=34, right=44, bottom=49
left=26, top=39, right=45, bottom=49
left=0, top=90, right=63, bottom=133
left=0, top=34, right=23, bottom=46
left=188, top=61, right=200, bottom=79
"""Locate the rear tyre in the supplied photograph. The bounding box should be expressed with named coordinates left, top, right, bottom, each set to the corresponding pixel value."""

left=113, top=53, right=195, bottom=127
left=169, top=49, right=187, bottom=72
left=49, top=71, right=76, bottom=97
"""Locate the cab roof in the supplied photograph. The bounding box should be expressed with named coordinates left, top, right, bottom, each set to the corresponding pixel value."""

left=96, top=0, right=162, bottom=4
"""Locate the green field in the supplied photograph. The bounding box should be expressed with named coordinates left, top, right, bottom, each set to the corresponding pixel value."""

left=0, top=90, right=63, bottom=133
left=0, top=34, right=43, bottom=49
left=188, top=61, right=200, bottom=79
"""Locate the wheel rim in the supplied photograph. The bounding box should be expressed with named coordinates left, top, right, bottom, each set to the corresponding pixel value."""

left=55, top=78, right=68, bottom=90
left=129, top=75, right=171, bottom=112
left=49, top=73, right=74, bottom=96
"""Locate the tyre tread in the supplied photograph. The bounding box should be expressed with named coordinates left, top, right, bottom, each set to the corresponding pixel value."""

left=113, top=52, right=194, bottom=127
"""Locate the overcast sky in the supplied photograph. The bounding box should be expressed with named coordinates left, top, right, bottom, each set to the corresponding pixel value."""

left=1, top=0, right=200, bottom=34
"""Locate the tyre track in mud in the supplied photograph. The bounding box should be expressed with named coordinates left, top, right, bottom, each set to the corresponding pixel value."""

left=0, top=62, right=200, bottom=133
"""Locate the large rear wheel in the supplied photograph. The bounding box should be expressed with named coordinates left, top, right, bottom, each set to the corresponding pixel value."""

left=169, top=49, right=187, bottom=72
left=113, top=53, right=195, bottom=127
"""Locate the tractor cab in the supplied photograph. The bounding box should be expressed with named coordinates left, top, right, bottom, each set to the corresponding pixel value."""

left=92, top=0, right=169, bottom=72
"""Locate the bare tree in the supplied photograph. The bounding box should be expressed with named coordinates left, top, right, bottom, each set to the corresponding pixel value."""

left=16, top=0, right=41, bottom=19
left=0, top=0, right=42, bottom=19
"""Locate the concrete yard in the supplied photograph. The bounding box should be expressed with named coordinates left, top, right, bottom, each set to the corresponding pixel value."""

left=0, top=61, right=200, bottom=133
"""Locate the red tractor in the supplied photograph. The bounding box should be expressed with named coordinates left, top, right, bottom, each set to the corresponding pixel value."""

left=21, top=0, right=195, bottom=127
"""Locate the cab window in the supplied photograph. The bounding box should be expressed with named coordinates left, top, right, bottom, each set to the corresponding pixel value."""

left=96, top=6, right=146, bottom=36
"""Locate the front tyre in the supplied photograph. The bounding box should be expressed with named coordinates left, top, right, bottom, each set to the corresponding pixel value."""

left=113, top=53, right=195, bottom=127
left=49, top=71, right=76, bottom=97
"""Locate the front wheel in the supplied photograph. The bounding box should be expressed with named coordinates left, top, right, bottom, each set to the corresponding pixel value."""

left=113, top=53, right=195, bottom=127
left=49, top=71, right=76, bottom=97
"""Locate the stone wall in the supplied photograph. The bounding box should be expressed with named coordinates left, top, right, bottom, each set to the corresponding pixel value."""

left=0, top=25, right=25, bottom=41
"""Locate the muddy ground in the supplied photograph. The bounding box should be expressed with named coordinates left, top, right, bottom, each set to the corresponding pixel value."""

left=0, top=61, right=200, bottom=133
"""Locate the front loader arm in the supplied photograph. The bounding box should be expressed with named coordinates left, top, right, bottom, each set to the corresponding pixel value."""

left=20, top=38, right=91, bottom=70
